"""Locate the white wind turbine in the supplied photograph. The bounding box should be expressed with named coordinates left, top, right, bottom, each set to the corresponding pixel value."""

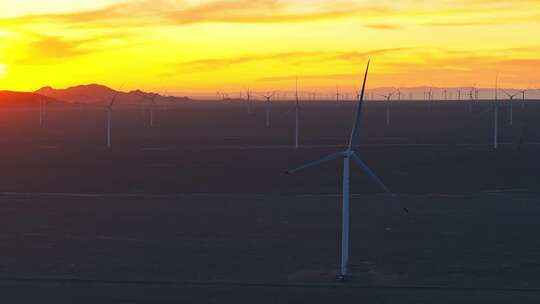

left=494, top=73, right=499, bottom=149
left=379, top=90, right=396, bottom=126
left=138, top=92, right=158, bottom=127
left=294, top=77, right=301, bottom=148
left=39, top=96, right=45, bottom=128
left=106, top=90, right=121, bottom=149
left=261, top=92, right=276, bottom=128
left=283, top=77, right=302, bottom=148
left=286, top=60, right=400, bottom=280
left=245, top=88, right=253, bottom=115
left=503, top=90, right=518, bottom=126
left=426, top=87, right=433, bottom=110
left=518, top=89, right=528, bottom=109
left=149, top=93, right=159, bottom=127
left=468, top=86, right=476, bottom=113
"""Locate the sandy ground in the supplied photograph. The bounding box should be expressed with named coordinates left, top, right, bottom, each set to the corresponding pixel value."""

left=1, top=192, right=540, bottom=302
left=0, top=101, right=539, bottom=302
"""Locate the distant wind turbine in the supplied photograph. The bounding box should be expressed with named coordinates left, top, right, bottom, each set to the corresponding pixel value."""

left=427, top=87, right=433, bottom=110
left=149, top=93, right=158, bottom=127
left=39, top=96, right=45, bottom=128
left=503, top=90, right=518, bottom=126
left=294, top=77, right=301, bottom=148
left=518, top=89, right=528, bottom=109
left=261, top=92, right=276, bottom=128
left=468, top=86, right=476, bottom=113
left=379, top=91, right=395, bottom=126
left=140, top=93, right=158, bottom=127
left=494, top=74, right=499, bottom=149
left=286, top=60, right=400, bottom=280
left=245, top=88, right=253, bottom=115
left=106, top=90, right=121, bottom=149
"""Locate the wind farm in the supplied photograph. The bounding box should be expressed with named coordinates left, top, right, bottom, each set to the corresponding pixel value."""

left=1, top=0, right=540, bottom=303
left=0, top=78, right=540, bottom=303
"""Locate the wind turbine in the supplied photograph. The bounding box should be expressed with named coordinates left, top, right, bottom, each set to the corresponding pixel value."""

left=39, top=96, right=45, bottom=127
left=106, top=90, right=121, bottom=149
left=139, top=93, right=158, bottom=127
left=468, top=87, right=476, bottom=113
left=261, top=92, right=276, bottom=128
left=379, top=91, right=395, bottom=126
left=494, top=73, right=499, bottom=150
left=503, top=90, right=518, bottom=126
left=149, top=93, right=158, bottom=127
left=286, top=60, right=400, bottom=280
left=245, top=88, right=253, bottom=115
left=294, top=77, right=301, bottom=148
left=426, top=87, right=433, bottom=110
left=518, top=89, right=528, bottom=109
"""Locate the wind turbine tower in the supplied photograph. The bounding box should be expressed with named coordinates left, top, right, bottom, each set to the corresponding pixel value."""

left=286, top=60, right=398, bottom=280
left=494, top=73, right=499, bottom=149
left=246, top=88, right=253, bottom=115
left=503, top=90, right=518, bottom=126
left=39, top=96, right=45, bottom=127
left=294, top=77, right=301, bottom=149
left=106, top=91, right=121, bottom=149
left=379, top=91, right=395, bottom=126
left=262, top=92, right=276, bottom=128
left=518, top=89, right=528, bottom=109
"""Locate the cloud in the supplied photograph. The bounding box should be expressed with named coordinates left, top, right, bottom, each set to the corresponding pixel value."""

left=259, top=73, right=359, bottom=82
left=0, top=0, right=391, bottom=28
left=16, top=32, right=131, bottom=64
left=2, top=0, right=537, bottom=30
left=179, top=51, right=328, bottom=70
left=178, top=48, right=414, bottom=71
left=366, top=24, right=402, bottom=30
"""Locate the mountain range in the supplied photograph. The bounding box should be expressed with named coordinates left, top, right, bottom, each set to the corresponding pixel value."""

left=35, top=84, right=191, bottom=105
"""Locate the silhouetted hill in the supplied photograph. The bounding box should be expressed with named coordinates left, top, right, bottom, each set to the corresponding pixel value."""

left=0, top=91, right=63, bottom=107
left=36, top=84, right=191, bottom=105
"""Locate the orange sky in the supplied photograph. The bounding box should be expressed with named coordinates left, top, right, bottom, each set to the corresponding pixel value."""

left=0, top=0, right=539, bottom=95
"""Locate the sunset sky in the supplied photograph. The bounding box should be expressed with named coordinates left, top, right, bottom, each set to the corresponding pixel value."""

left=0, top=0, right=539, bottom=95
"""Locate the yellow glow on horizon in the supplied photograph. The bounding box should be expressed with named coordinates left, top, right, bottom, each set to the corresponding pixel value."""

left=0, top=0, right=539, bottom=93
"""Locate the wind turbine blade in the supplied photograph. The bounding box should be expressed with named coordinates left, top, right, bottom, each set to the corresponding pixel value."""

left=286, top=152, right=345, bottom=175
left=348, top=60, right=370, bottom=149
left=351, top=152, right=391, bottom=194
